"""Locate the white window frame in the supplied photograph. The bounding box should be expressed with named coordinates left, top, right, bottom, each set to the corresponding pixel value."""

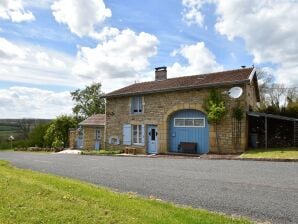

left=132, top=124, right=143, bottom=145
left=174, top=118, right=205, bottom=128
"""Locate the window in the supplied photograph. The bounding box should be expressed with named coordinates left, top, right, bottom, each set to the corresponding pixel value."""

left=131, top=96, right=143, bottom=114
left=123, top=124, right=144, bottom=146
left=95, top=128, right=100, bottom=140
left=174, top=118, right=205, bottom=127
left=132, top=125, right=143, bottom=144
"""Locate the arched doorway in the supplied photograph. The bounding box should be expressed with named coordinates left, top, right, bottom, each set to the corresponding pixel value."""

left=169, top=109, right=209, bottom=154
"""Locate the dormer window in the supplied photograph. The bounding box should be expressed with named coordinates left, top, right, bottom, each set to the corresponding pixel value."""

left=131, top=96, right=143, bottom=114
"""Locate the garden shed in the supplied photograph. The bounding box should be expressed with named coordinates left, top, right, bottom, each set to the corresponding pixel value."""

left=247, top=112, right=298, bottom=148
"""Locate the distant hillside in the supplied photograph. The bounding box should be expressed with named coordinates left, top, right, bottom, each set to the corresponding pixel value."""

left=0, top=119, right=51, bottom=141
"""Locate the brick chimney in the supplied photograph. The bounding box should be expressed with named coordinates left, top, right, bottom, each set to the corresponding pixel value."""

left=155, top=66, right=167, bottom=81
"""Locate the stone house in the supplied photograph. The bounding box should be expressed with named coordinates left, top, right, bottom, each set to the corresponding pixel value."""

left=103, top=67, right=260, bottom=154
left=69, top=114, right=105, bottom=150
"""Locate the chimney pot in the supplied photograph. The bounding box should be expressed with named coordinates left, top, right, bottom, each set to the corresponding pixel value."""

left=155, top=66, right=167, bottom=81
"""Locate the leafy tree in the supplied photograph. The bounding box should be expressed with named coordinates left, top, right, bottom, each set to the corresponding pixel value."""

left=27, top=123, right=50, bottom=147
left=17, top=119, right=35, bottom=139
left=204, top=89, right=227, bottom=152
left=71, top=83, right=105, bottom=120
left=44, top=115, right=77, bottom=148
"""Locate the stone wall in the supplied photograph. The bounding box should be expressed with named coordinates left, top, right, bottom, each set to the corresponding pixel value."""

left=83, top=126, right=104, bottom=150
left=105, top=82, right=257, bottom=154
left=69, top=128, right=77, bottom=149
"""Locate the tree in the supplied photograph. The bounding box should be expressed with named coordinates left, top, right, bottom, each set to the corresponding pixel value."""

left=71, top=83, right=105, bottom=120
left=28, top=123, right=50, bottom=147
left=204, top=89, right=227, bottom=152
left=17, top=119, right=35, bottom=139
left=256, top=68, right=298, bottom=117
left=44, top=115, right=77, bottom=148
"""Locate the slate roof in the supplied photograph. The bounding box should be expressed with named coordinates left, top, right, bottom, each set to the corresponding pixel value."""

left=79, top=114, right=105, bottom=126
left=105, top=67, right=255, bottom=98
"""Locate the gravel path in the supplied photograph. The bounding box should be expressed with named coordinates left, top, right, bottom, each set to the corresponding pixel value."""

left=0, top=151, right=297, bottom=224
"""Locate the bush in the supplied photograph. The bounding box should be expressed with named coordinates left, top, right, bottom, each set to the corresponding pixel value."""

left=0, top=140, right=30, bottom=150
left=14, top=147, right=63, bottom=152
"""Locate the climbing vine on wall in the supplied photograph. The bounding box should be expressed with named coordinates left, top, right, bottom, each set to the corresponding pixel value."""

left=204, top=89, right=227, bottom=153
left=232, top=104, right=244, bottom=151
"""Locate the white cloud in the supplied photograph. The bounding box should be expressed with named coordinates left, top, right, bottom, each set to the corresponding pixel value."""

left=51, top=0, right=111, bottom=37
left=181, top=0, right=298, bottom=86
left=73, top=28, right=159, bottom=80
left=168, top=41, right=223, bottom=77
left=182, top=0, right=213, bottom=27
left=0, top=87, right=73, bottom=118
left=214, top=1, right=298, bottom=86
left=0, top=0, right=35, bottom=22
left=0, top=37, right=80, bottom=87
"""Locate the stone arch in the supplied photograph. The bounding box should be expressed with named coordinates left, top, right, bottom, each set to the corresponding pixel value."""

left=158, top=103, right=209, bottom=153
left=163, top=103, right=207, bottom=122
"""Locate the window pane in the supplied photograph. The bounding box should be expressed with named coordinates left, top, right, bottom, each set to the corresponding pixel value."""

left=185, top=119, right=193, bottom=126
left=132, top=96, right=142, bottom=114
left=175, top=119, right=185, bottom=126
left=133, top=125, right=138, bottom=143
left=151, top=129, right=155, bottom=141
left=194, top=118, right=204, bottom=127
left=138, top=125, right=142, bottom=143
left=138, top=97, right=142, bottom=112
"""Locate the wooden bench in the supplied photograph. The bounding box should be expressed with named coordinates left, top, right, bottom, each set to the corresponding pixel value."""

left=124, top=147, right=138, bottom=155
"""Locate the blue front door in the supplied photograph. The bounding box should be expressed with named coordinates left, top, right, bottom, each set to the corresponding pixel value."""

left=94, top=128, right=100, bottom=150
left=147, top=125, right=158, bottom=154
left=169, top=110, right=209, bottom=154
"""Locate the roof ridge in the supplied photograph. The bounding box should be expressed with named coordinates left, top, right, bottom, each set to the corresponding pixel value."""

left=105, top=67, right=254, bottom=97
left=121, top=67, right=254, bottom=86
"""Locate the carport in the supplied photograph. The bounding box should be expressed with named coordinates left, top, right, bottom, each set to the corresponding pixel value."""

left=247, top=112, right=298, bottom=148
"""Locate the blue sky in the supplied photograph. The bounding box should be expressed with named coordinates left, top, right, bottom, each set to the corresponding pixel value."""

left=0, top=0, right=297, bottom=118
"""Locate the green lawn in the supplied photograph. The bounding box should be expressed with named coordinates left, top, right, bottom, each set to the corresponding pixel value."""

left=241, top=148, right=298, bottom=159
left=0, top=160, right=251, bottom=224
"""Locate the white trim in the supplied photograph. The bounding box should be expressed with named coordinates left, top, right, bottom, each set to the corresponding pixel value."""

left=174, top=117, right=205, bottom=128
left=248, top=67, right=256, bottom=83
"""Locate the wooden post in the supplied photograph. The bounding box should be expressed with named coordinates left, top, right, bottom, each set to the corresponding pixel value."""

left=265, top=116, right=268, bottom=149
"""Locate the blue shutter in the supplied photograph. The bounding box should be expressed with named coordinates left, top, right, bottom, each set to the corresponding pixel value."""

left=140, top=124, right=145, bottom=145
left=123, top=124, right=131, bottom=145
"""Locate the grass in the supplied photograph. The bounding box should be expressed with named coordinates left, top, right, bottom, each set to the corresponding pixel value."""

left=0, top=160, right=252, bottom=224
left=240, top=148, right=298, bottom=159
left=81, top=149, right=121, bottom=155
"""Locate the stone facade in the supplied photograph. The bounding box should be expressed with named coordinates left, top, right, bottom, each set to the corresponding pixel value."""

left=68, top=126, right=104, bottom=150
left=83, top=126, right=104, bottom=150
left=105, top=82, right=258, bottom=154
left=69, top=128, right=77, bottom=149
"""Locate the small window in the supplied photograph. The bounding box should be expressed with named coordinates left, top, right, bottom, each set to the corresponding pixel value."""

left=194, top=119, right=204, bottom=127
left=132, top=125, right=143, bottom=144
left=174, top=118, right=205, bottom=127
left=185, top=119, right=194, bottom=126
left=175, top=118, right=185, bottom=126
left=131, top=96, right=143, bottom=114
left=95, top=128, right=100, bottom=140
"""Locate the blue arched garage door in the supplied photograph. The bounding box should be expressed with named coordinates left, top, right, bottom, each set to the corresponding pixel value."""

left=169, top=109, right=209, bottom=154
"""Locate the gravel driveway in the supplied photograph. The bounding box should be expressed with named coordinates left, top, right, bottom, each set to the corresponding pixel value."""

left=0, top=151, right=297, bottom=224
